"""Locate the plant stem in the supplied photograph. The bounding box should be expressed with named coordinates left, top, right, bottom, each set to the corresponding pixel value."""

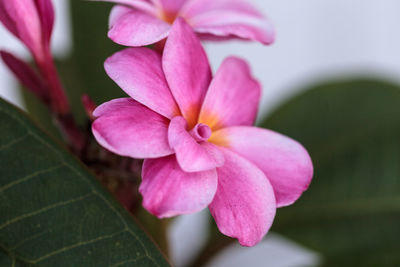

left=35, top=51, right=85, bottom=152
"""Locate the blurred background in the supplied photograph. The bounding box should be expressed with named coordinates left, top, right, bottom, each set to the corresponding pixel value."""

left=1, top=0, right=400, bottom=266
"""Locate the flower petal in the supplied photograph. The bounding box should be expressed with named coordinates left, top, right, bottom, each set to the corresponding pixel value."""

left=182, top=0, right=274, bottom=44
left=35, top=0, right=54, bottom=44
left=140, top=155, right=218, bottom=218
left=92, top=98, right=174, bottom=159
left=0, top=51, right=48, bottom=104
left=104, top=47, right=179, bottom=119
left=193, top=16, right=274, bottom=45
left=209, top=148, right=276, bottom=247
left=0, top=1, right=18, bottom=36
left=108, top=4, right=130, bottom=27
left=212, top=127, right=313, bottom=207
left=198, top=56, right=260, bottom=130
left=108, top=5, right=170, bottom=46
left=163, top=18, right=212, bottom=127
left=0, top=0, right=43, bottom=56
left=100, top=0, right=157, bottom=15
left=159, top=0, right=187, bottom=14
left=168, top=116, right=224, bottom=172
left=182, top=0, right=261, bottom=17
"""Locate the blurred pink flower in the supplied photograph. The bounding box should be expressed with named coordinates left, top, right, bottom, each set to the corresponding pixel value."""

left=100, top=0, right=275, bottom=47
left=0, top=0, right=54, bottom=62
left=0, top=0, right=69, bottom=115
left=92, top=18, right=312, bottom=246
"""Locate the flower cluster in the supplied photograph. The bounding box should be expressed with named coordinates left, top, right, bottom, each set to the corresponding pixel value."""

left=0, top=0, right=313, bottom=247
left=92, top=0, right=313, bottom=246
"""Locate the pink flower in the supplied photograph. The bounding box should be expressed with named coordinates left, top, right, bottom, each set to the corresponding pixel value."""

left=0, top=0, right=54, bottom=62
left=92, top=18, right=313, bottom=246
left=99, top=0, right=275, bottom=47
left=0, top=0, right=69, bottom=115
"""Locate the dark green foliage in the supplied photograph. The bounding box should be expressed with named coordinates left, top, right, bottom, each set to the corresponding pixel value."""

left=0, top=98, right=169, bottom=266
left=263, top=79, right=400, bottom=267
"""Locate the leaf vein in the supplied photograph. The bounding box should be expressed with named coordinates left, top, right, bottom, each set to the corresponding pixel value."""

left=0, top=164, right=65, bottom=193
left=10, top=228, right=53, bottom=251
left=110, top=255, right=146, bottom=267
left=0, top=193, right=93, bottom=231
left=32, top=230, right=128, bottom=263
left=0, top=133, right=30, bottom=151
left=0, top=104, right=165, bottom=266
left=0, top=243, right=32, bottom=264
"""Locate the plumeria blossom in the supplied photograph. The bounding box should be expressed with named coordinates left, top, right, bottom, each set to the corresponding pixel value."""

left=92, top=18, right=313, bottom=246
left=0, top=0, right=54, bottom=61
left=98, top=0, right=275, bottom=47
left=0, top=0, right=69, bottom=114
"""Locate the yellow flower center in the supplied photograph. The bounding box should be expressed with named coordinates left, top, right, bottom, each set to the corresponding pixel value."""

left=159, top=10, right=178, bottom=24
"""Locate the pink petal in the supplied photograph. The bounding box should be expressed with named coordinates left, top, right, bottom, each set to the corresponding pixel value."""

left=182, top=0, right=274, bottom=44
left=198, top=56, right=260, bottom=130
left=104, top=47, right=180, bottom=119
left=92, top=98, right=174, bottom=159
left=162, top=18, right=212, bottom=128
left=35, top=0, right=54, bottom=44
left=159, top=0, right=187, bottom=14
left=0, top=0, right=44, bottom=57
left=81, top=94, right=96, bottom=120
left=140, top=155, right=218, bottom=218
left=195, top=23, right=274, bottom=45
left=209, top=148, right=276, bottom=247
left=168, top=116, right=224, bottom=172
left=108, top=4, right=131, bottom=27
left=108, top=5, right=170, bottom=46
left=213, top=127, right=313, bottom=207
left=100, top=0, right=157, bottom=15
left=181, top=0, right=255, bottom=17
left=0, top=51, right=48, bottom=104
left=0, top=1, right=18, bottom=37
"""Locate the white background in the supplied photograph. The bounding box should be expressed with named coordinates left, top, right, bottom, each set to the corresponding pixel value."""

left=206, top=0, right=400, bottom=119
left=2, top=0, right=400, bottom=266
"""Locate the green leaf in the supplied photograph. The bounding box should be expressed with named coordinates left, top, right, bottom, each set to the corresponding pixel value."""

left=262, top=79, right=400, bottom=267
left=0, top=98, right=169, bottom=266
